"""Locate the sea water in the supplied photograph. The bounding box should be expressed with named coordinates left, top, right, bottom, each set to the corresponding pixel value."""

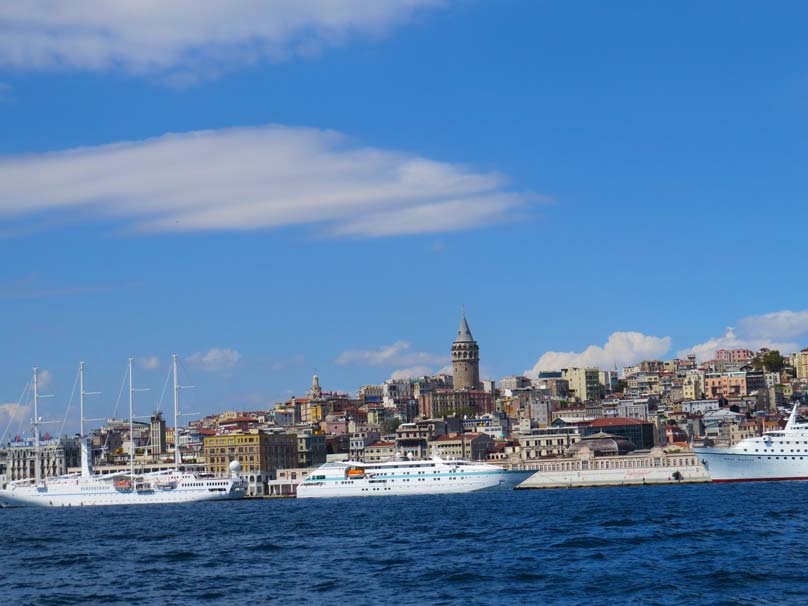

left=1, top=482, right=807, bottom=606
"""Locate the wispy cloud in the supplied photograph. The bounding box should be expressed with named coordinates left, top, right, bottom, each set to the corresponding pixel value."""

left=0, top=402, right=30, bottom=441
left=0, top=402, right=29, bottom=423
left=678, top=309, right=808, bottom=362
left=187, top=347, right=241, bottom=372
left=37, top=369, right=54, bottom=392
left=527, top=332, right=672, bottom=375
left=390, top=364, right=453, bottom=380
left=0, top=125, right=534, bottom=238
left=0, top=1, right=443, bottom=82
left=137, top=356, right=161, bottom=370
left=337, top=341, right=448, bottom=368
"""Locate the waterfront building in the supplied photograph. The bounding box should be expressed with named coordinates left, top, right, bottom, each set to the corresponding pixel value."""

left=297, top=431, right=327, bottom=468
left=516, top=444, right=709, bottom=488
left=203, top=430, right=297, bottom=496
left=452, top=308, right=481, bottom=390
left=363, top=441, right=396, bottom=462
left=149, top=412, right=167, bottom=456
left=4, top=436, right=80, bottom=482
left=515, top=427, right=581, bottom=459
left=395, top=419, right=449, bottom=459
left=583, top=418, right=656, bottom=449
left=349, top=430, right=380, bottom=460
left=428, top=433, right=494, bottom=460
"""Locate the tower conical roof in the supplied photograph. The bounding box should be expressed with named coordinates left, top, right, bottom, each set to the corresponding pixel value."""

left=455, top=307, right=475, bottom=343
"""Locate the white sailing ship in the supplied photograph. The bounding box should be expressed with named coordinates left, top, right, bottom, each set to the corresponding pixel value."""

left=297, top=455, right=505, bottom=498
left=694, top=403, right=808, bottom=483
left=0, top=357, right=246, bottom=507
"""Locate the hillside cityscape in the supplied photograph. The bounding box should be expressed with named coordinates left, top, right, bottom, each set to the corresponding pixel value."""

left=3, top=310, right=805, bottom=497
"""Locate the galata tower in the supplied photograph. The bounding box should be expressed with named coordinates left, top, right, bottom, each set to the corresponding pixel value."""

left=451, top=307, right=480, bottom=390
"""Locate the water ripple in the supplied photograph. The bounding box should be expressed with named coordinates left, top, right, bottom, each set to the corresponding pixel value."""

left=2, top=483, right=808, bottom=605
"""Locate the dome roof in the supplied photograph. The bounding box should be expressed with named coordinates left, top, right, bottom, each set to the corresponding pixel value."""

left=566, top=432, right=636, bottom=456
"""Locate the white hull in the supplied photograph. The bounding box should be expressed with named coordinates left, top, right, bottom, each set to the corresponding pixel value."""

left=694, top=447, right=808, bottom=482
left=694, top=405, right=808, bottom=483
left=297, top=458, right=505, bottom=498
left=0, top=473, right=245, bottom=508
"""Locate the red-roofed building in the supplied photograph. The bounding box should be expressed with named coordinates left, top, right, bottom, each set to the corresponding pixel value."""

left=583, top=417, right=656, bottom=449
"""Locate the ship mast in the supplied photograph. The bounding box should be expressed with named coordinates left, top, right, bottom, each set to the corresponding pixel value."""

left=79, top=361, right=101, bottom=478
left=173, top=354, right=181, bottom=471
left=33, top=367, right=41, bottom=486
left=129, top=358, right=134, bottom=478
left=80, top=361, right=85, bottom=438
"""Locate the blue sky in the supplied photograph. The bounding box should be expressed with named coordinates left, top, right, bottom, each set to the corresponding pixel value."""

left=2, top=1, right=808, bottom=432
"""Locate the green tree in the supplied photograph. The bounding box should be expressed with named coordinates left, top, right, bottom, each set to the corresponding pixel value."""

left=753, top=350, right=785, bottom=373
left=380, top=418, right=402, bottom=435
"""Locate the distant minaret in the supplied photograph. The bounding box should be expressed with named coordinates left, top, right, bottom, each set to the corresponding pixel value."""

left=452, top=306, right=480, bottom=390
left=311, top=373, right=322, bottom=399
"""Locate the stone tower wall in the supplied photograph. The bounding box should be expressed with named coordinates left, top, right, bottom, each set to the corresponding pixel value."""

left=452, top=341, right=480, bottom=390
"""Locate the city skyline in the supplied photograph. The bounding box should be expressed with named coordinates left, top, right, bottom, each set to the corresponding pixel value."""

left=3, top=1, right=808, bottom=425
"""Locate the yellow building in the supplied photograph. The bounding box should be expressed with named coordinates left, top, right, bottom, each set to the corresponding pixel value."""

left=682, top=372, right=704, bottom=400
left=203, top=430, right=298, bottom=496
left=794, top=349, right=808, bottom=379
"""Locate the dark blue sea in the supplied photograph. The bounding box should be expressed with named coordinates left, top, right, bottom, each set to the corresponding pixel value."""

left=2, top=482, right=807, bottom=606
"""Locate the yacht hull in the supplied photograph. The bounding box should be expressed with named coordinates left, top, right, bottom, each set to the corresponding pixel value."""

left=694, top=447, right=808, bottom=483
left=297, top=459, right=505, bottom=498
left=0, top=476, right=245, bottom=508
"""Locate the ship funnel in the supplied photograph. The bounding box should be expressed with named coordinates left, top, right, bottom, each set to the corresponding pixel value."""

left=80, top=437, right=93, bottom=478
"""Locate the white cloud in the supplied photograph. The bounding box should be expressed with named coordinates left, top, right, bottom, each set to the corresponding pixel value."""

left=187, top=347, right=241, bottom=372
left=0, top=402, right=29, bottom=424
left=527, top=332, right=672, bottom=376
left=37, top=369, right=54, bottom=391
left=137, top=356, right=161, bottom=370
left=337, top=341, right=448, bottom=368
left=0, top=1, right=442, bottom=81
left=390, top=366, right=435, bottom=380
left=677, top=312, right=808, bottom=363
left=737, top=310, right=808, bottom=341
left=0, top=125, right=532, bottom=238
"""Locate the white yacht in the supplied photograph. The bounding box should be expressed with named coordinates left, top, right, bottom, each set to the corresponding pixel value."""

left=694, top=404, right=808, bottom=482
left=0, top=358, right=246, bottom=508
left=296, top=456, right=505, bottom=498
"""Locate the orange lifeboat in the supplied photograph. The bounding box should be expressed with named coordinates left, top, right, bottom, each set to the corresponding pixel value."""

left=346, top=468, right=366, bottom=478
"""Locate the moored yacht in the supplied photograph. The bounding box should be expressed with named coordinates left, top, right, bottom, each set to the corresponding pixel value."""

left=694, top=403, right=808, bottom=482
left=0, top=358, right=246, bottom=508
left=296, top=455, right=505, bottom=498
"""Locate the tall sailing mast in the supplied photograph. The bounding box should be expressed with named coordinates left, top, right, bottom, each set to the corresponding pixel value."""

left=172, top=354, right=194, bottom=472
left=173, top=354, right=181, bottom=471
left=79, top=361, right=101, bottom=478
left=129, top=358, right=134, bottom=478
left=127, top=357, right=149, bottom=479
left=32, top=367, right=41, bottom=486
